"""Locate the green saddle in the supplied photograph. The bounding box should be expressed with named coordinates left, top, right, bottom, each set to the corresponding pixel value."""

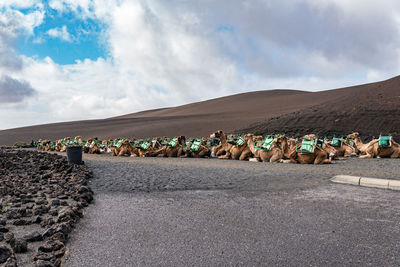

left=331, top=137, right=343, bottom=147
left=168, top=137, right=178, bottom=148
left=115, top=139, right=124, bottom=148
left=296, top=137, right=316, bottom=153
left=162, top=137, right=171, bottom=145
left=255, top=136, right=274, bottom=151
left=207, top=138, right=220, bottom=148
left=183, top=140, right=193, bottom=151
left=190, top=139, right=202, bottom=151
left=379, top=136, right=392, bottom=148
left=140, top=141, right=151, bottom=150
left=227, top=135, right=245, bottom=146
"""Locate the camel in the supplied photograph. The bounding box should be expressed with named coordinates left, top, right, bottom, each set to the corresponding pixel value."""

left=246, top=134, right=283, bottom=162
left=59, top=137, right=71, bottom=152
left=190, top=138, right=212, bottom=158
left=137, top=138, right=162, bottom=157
left=84, top=138, right=102, bottom=154
left=37, top=140, right=50, bottom=151
left=289, top=135, right=332, bottom=164
left=324, top=137, right=357, bottom=158
left=151, top=136, right=186, bottom=157
left=206, top=138, right=221, bottom=157
left=362, top=135, right=400, bottom=158
left=209, top=130, right=251, bottom=160
left=346, top=132, right=379, bottom=158
left=177, top=138, right=211, bottom=158
left=112, top=139, right=136, bottom=157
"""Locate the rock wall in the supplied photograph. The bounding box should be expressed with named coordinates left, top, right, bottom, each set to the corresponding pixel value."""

left=0, top=150, right=93, bottom=267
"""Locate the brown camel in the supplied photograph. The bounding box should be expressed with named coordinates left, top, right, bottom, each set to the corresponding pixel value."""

left=346, top=132, right=379, bottom=158
left=246, top=134, right=283, bottom=162
left=86, top=138, right=102, bottom=154
left=177, top=138, right=211, bottom=158
left=137, top=138, right=162, bottom=157
left=209, top=130, right=250, bottom=160
left=151, top=136, right=186, bottom=157
left=289, top=136, right=332, bottom=164
left=324, top=138, right=357, bottom=158
left=363, top=135, right=400, bottom=158
left=112, top=139, right=135, bottom=157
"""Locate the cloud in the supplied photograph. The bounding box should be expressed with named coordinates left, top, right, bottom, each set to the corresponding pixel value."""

left=2, top=0, right=400, bottom=129
left=0, top=5, right=44, bottom=73
left=46, top=25, right=73, bottom=42
left=0, top=75, right=36, bottom=103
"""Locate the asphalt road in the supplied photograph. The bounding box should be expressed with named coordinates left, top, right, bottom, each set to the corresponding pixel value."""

left=63, top=155, right=400, bottom=266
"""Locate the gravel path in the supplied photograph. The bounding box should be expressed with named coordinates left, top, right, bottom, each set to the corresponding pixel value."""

left=63, top=154, right=400, bottom=266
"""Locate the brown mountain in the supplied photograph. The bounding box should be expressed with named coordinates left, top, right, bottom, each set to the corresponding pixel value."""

left=1, top=76, right=400, bottom=145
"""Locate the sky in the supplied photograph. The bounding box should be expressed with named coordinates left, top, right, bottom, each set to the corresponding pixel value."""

left=1, top=0, right=400, bottom=130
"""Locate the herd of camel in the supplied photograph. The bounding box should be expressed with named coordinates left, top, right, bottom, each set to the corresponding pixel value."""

left=35, top=131, right=400, bottom=164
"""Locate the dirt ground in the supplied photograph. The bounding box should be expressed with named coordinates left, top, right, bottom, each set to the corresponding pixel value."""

left=61, top=153, right=400, bottom=266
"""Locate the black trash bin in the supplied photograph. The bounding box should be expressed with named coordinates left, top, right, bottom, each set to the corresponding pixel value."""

left=66, top=146, right=83, bottom=165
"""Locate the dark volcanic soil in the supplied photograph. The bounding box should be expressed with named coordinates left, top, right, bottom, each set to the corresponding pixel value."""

left=239, top=76, right=400, bottom=140
left=1, top=75, right=400, bottom=145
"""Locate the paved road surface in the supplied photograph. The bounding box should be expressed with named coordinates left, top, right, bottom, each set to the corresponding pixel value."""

left=63, top=155, right=400, bottom=266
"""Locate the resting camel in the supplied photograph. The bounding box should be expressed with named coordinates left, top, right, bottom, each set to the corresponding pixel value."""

left=59, top=137, right=71, bottom=152
left=376, top=138, right=400, bottom=158
left=246, top=134, right=283, bottom=162
left=323, top=139, right=357, bottom=158
left=152, top=136, right=186, bottom=157
left=289, top=135, right=332, bottom=164
left=191, top=138, right=212, bottom=158
left=86, top=138, right=102, bottom=154
left=361, top=136, right=400, bottom=158
left=177, top=138, right=211, bottom=158
left=209, top=130, right=251, bottom=160
left=346, top=132, right=379, bottom=158
left=137, top=138, right=163, bottom=157
left=112, top=139, right=136, bottom=157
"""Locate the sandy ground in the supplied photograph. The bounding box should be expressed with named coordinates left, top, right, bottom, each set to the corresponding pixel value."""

left=62, top=154, right=400, bottom=266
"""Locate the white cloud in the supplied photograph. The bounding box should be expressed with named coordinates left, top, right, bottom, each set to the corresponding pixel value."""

left=0, top=0, right=38, bottom=9
left=2, top=0, right=400, bottom=129
left=46, top=25, right=73, bottom=42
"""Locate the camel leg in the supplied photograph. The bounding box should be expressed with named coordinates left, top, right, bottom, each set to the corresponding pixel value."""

left=360, top=153, right=373, bottom=159
left=314, top=155, right=331, bottom=164
left=239, top=151, right=251, bottom=161
left=218, top=152, right=231, bottom=159
left=269, top=154, right=283, bottom=163
left=390, top=151, right=400, bottom=158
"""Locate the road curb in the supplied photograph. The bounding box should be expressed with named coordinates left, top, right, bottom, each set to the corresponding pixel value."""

left=331, top=175, right=400, bottom=191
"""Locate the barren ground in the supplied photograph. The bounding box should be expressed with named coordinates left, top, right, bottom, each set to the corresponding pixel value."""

left=62, top=153, right=400, bottom=266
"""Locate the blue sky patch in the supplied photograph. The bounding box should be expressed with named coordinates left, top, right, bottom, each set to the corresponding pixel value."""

left=17, top=3, right=107, bottom=65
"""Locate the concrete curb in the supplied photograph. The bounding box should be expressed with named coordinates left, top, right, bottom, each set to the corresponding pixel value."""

left=331, top=175, right=400, bottom=191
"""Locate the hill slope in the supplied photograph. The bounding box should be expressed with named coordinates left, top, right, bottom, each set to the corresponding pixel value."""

left=1, top=76, right=400, bottom=145
left=239, top=76, right=400, bottom=140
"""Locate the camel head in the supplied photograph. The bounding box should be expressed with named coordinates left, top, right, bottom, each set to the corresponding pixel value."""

left=303, top=134, right=316, bottom=140
left=253, top=135, right=263, bottom=141
left=74, top=136, right=82, bottom=141
left=210, top=130, right=224, bottom=139
left=122, top=139, right=130, bottom=145
left=177, top=136, right=186, bottom=145
left=243, top=133, right=254, bottom=140
left=347, top=132, right=359, bottom=139
left=275, top=135, right=287, bottom=144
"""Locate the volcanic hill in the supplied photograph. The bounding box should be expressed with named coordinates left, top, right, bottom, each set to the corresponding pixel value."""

left=1, top=75, right=400, bottom=145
